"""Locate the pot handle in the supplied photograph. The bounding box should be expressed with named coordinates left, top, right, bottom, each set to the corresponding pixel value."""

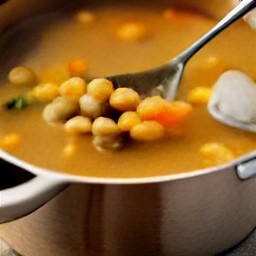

left=236, top=157, right=256, bottom=180
left=0, top=174, right=67, bottom=223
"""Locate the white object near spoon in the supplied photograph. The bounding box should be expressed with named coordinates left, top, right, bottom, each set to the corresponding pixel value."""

left=208, top=70, right=256, bottom=133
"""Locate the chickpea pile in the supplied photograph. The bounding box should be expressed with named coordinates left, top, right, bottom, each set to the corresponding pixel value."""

left=41, top=76, right=192, bottom=151
left=3, top=62, right=237, bottom=164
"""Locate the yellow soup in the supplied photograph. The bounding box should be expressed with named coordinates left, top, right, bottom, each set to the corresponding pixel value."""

left=0, top=3, right=256, bottom=178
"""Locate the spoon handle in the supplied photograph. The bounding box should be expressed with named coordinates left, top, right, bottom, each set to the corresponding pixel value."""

left=175, top=0, right=256, bottom=63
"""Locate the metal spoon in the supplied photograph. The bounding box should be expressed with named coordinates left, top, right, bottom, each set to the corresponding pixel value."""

left=107, top=0, right=256, bottom=102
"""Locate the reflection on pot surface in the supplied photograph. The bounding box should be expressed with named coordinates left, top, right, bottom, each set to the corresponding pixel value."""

left=1, top=170, right=256, bottom=256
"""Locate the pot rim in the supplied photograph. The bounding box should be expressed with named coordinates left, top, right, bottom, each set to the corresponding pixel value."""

left=1, top=149, right=256, bottom=185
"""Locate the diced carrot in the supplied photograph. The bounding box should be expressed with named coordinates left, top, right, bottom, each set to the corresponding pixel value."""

left=137, top=96, right=169, bottom=121
left=137, top=97, right=192, bottom=127
left=163, top=8, right=177, bottom=20
left=154, top=101, right=192, bottom=127
left=163, top=8, right=207, bottom=23
left=68, top=59, right=88, bottom=77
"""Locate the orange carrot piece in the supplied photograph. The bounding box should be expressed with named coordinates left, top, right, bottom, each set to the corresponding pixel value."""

left=137, top=96, right=168, bottom=121
left=163, top=8, right=206, bottom=22
left=154, top=101, right=192, bottom=127
left=68, top=59, right=88, bottom=77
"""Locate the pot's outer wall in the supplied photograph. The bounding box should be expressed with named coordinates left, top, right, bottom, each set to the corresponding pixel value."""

left=1, top=166, right=256, bottom=256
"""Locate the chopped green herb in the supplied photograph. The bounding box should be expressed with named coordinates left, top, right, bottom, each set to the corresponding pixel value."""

left=4, top=93, right=35, bottom=110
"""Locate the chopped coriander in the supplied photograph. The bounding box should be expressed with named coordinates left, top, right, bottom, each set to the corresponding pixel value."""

left=4, top=92, right=35, bottom=110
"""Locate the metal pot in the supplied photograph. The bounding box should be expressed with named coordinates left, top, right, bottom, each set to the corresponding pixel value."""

left=0, top=0, right=256, bottom=255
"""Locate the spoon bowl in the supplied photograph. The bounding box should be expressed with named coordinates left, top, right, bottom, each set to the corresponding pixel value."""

left=107, top=60, right=184, bottom=100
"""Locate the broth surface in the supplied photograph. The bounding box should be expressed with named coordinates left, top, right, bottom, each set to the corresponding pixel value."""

left=0, top=4, right=256, bottom=178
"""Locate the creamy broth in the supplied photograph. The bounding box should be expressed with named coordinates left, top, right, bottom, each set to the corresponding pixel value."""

left=0, top=4, right=256, bottom=178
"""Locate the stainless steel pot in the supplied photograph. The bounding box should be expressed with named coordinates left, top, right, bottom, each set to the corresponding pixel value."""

left=0, top=0, right=256, bottom=255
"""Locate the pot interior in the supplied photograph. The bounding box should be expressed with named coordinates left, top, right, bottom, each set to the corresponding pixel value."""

left=0, top=0, right=256, bottom=178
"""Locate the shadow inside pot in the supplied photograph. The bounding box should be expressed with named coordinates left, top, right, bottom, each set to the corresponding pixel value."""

left=0, top=158, right=34, bottom=190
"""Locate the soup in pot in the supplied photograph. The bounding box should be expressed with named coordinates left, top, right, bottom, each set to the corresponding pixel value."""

left=0, top=2, right=255, bottom=178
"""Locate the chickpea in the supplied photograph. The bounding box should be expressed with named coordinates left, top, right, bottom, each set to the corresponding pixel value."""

left=31, top=83, right=60, bottom=102
left=93, top=135, right=123, bottom=151
left=136, top=96, right=168, bottom=120
left=41, top=65, right=70, bottom=85
left=87, top=78, right=114, bottom=102
left=76, top=10, right=95, bottom=24
left=116, top=22, right=148, bottom=42
left=60, top=77, right=87, bottom=100
left=79, top=94, right=107, bottom=119
left=118, top=111, right=141, bottom=132
left=63, top=142, right=77, bottom=157
left=188, top=87, right=212, bottom=105
left=200, top=142, right=235, bottom=166
left=206, top=57, right=223, bottom=67
left=110, top=87, right=140, bottom=112
left=130, top=121, right=165, bottom=142
left=92, top=117, right=121, bottom=137
left=8, top=66, right=36, bottom=87
left=43, top=96, right=79, bottom=124
left=0, top=133, right=21, bottom=152
left=65, top=116, right=92, bottom=134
